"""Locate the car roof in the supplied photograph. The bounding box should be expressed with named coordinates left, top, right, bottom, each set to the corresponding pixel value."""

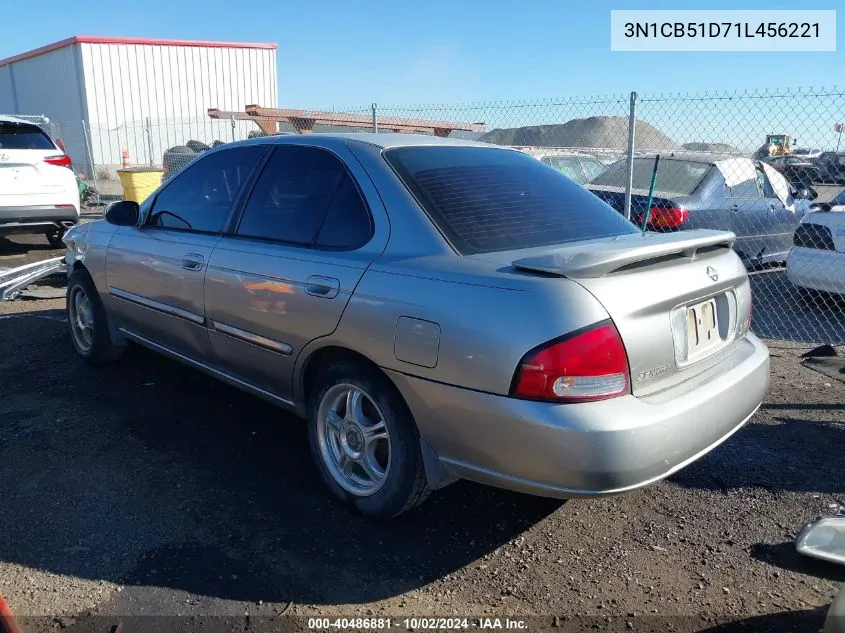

left=264, top=132, right=495, bottom=150
left=0, top=114, right=42, bottom=125
left=633, top=151, right=748, bottom=165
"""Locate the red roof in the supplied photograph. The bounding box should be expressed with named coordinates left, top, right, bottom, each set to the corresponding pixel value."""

left=0, top=36, right=277, bottom=67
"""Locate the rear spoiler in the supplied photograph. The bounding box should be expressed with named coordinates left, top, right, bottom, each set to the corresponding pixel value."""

left=512, top=229, right=736, bottom=279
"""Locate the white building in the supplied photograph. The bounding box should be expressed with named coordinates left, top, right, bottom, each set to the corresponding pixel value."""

left=0, top=36, right=278, bottom=176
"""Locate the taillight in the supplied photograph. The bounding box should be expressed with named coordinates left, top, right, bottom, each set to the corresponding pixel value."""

left=634, top=206, right=689, bottom=229
left=44, top=154, right=72, bottom=168
left=511, top=321, right=631, bottom=403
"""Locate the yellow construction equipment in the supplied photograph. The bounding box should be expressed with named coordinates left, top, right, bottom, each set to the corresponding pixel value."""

left=765, top=134, right=793, bottom=157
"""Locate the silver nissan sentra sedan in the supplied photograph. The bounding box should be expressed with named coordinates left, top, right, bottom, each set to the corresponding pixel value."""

left=62, top=134, right=770, bottom=518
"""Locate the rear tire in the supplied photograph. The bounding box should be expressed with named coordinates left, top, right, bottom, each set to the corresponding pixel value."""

left=66, top=268, right=124, bottom=365
left=307, top=357, right=431, bottom=519
left=46, top=229, right=66, bottom=249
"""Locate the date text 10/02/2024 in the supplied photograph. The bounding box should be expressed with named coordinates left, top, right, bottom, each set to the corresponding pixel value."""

left=624, top=22, right=820, bottom=39
left=307, top=618, right=528, bottom=630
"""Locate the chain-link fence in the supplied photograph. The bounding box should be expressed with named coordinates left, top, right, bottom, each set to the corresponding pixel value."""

left=34, top=87, right=845, bottom=347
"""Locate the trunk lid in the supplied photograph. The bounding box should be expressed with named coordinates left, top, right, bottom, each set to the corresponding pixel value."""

left=588, top=186, right=679, bottom=217
left=510, top=229, right=752, bottom=397
left=0, top=150, right=67, bottom=197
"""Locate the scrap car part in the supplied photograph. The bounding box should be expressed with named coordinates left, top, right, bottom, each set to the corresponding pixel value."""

left=0, top=257, right=67, bottom=301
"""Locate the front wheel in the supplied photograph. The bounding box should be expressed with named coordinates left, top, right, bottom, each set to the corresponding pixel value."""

left=66, top=269, right=124, bottom=364
left=307, top=359, right=431, bottom=519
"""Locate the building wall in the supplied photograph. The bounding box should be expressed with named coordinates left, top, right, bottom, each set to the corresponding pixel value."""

left=0, top=65, right=17, bottom=112
left=0, top=45, right=92, bottom=174
left=79, top=42, right=278, bottom=171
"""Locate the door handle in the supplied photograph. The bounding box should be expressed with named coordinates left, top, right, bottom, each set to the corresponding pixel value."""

left=304, top=275, right=340, bottom=299
left=181, top=253, right=205, bottom=271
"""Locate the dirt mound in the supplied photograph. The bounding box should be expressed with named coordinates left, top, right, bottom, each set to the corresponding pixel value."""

left=478, top=116, right=678, bottom=150
left=683, top=142, right=741, bottom=153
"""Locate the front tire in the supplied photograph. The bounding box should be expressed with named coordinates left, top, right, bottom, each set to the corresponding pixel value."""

left=307, top=358, right=431, bottom=519
left=66, top=268, right=124, bottom=365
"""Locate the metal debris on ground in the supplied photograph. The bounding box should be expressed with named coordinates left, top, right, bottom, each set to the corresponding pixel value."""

left=0, top=257, right=67, bottom=301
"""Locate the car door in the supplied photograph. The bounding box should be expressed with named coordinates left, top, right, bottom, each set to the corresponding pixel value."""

left=105, top=145, right=267, bottom=360
left=758, top=163, right=801, bottom=261
left=203, top=142, right=387, bottom=400
left=721, top=167, right=771, bottom=264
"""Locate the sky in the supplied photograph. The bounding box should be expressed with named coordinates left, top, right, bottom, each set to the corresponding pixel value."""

left=1, top=0, right=843, bottom=150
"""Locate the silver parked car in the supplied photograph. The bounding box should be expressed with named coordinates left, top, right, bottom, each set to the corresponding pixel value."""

left=63, top=134, right=770, bottom=518
left=587, top=153, right=811, bottom=268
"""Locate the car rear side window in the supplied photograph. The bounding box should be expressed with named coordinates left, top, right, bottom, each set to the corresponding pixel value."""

left=148, top=145, right=265, bottom=233
left=384, top=146, right=637, bottom=255
left=315, top=175, right=373, bottom=248
left=0, top=122, right=56, bottom=150
left=237, top=146, right=370, bottom=248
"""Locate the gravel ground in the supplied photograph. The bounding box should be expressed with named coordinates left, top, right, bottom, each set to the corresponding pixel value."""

left=0, top=232, right=844, bottom=633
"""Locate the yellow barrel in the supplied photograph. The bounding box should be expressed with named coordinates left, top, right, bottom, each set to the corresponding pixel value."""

left=116, top=167, right=164, bottom=204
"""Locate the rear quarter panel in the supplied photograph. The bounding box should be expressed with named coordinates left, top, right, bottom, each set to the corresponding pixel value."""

left=294, top=259, right=612, bottom=399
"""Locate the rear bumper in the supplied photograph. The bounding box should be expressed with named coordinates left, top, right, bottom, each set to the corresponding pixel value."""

left=0, top=205, right=80, bottom=235
left=387, top=333, right=770, bottom=498
left=787, top=247, right=845, bottom=295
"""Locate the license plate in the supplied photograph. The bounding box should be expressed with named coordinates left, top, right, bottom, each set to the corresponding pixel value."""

left=685, top=298, right=720, bottom=358
left=0, top=168, right=29, bottom=188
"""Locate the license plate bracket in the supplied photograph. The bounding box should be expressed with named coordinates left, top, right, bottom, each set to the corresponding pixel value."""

left=685, top=297, right=721, bottom=360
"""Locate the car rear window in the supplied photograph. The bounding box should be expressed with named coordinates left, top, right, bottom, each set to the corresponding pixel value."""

left=589, top=158, right=711, bottom=196
left=0, top=122, right=56, bottom=150
left=383, top=146, right=637, bottom=255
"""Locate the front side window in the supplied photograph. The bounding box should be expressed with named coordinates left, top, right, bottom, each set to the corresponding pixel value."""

left=757, top=167, right=775, bottom=199
left=725, top=177, right=760, bottom=199
left=579, top=157, right=606, bottom=182
left=148, top=146, right=265, bottom=232
left=236, top=145, right=371, bottom=248
left=541, top=156, right=584, bottom=182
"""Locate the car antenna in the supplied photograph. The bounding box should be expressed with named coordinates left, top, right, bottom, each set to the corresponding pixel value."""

left=641, top=154, right=661, bottom=233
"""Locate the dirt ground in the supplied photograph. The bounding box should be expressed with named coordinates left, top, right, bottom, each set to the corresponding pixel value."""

left=1, top=232, right=844, bottom=633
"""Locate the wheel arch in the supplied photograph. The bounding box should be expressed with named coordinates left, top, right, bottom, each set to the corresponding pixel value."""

left=67, top=261, right=126, bottom=348
left=297, top=343, right=458, bottom=491
left=298, top=344, right=387, bottom=407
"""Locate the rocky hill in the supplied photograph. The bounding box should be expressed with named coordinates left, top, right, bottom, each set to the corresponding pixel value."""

left=477, top=116, right=679, bottom=150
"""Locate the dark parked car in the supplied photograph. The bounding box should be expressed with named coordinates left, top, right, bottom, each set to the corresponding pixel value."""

left=814, top=152, right=845, bottom=184
left=775, top=151, right=845, bottom=186
left=766, top=155, right=818, bottom=187
left=587, top=153, right=813, bottom=267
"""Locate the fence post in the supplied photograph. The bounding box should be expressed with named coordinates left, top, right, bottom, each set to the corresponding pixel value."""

left=624, top=91, right=637, bottom=221
left=372, top=103, right=378, bottom=133
left=231, top=115, right=236, bottom=142
left=82, top=119, right=98, bottom=193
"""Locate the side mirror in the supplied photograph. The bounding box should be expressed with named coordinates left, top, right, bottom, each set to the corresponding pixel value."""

left=105, top=200, right=140, bottom=227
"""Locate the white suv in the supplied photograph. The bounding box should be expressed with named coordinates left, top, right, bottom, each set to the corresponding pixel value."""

left=0, top=115, right=80, bottom=248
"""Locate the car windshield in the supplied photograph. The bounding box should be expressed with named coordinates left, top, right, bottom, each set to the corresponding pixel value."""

left=541, top=156, right=584, bottom=181
left=384, top=145, right=637, bottom=255
left=580, top=157, right=606, bottom=181
left=0, top=122, right=56, bottom=150
left=589, top=158, right=711, bottom=196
